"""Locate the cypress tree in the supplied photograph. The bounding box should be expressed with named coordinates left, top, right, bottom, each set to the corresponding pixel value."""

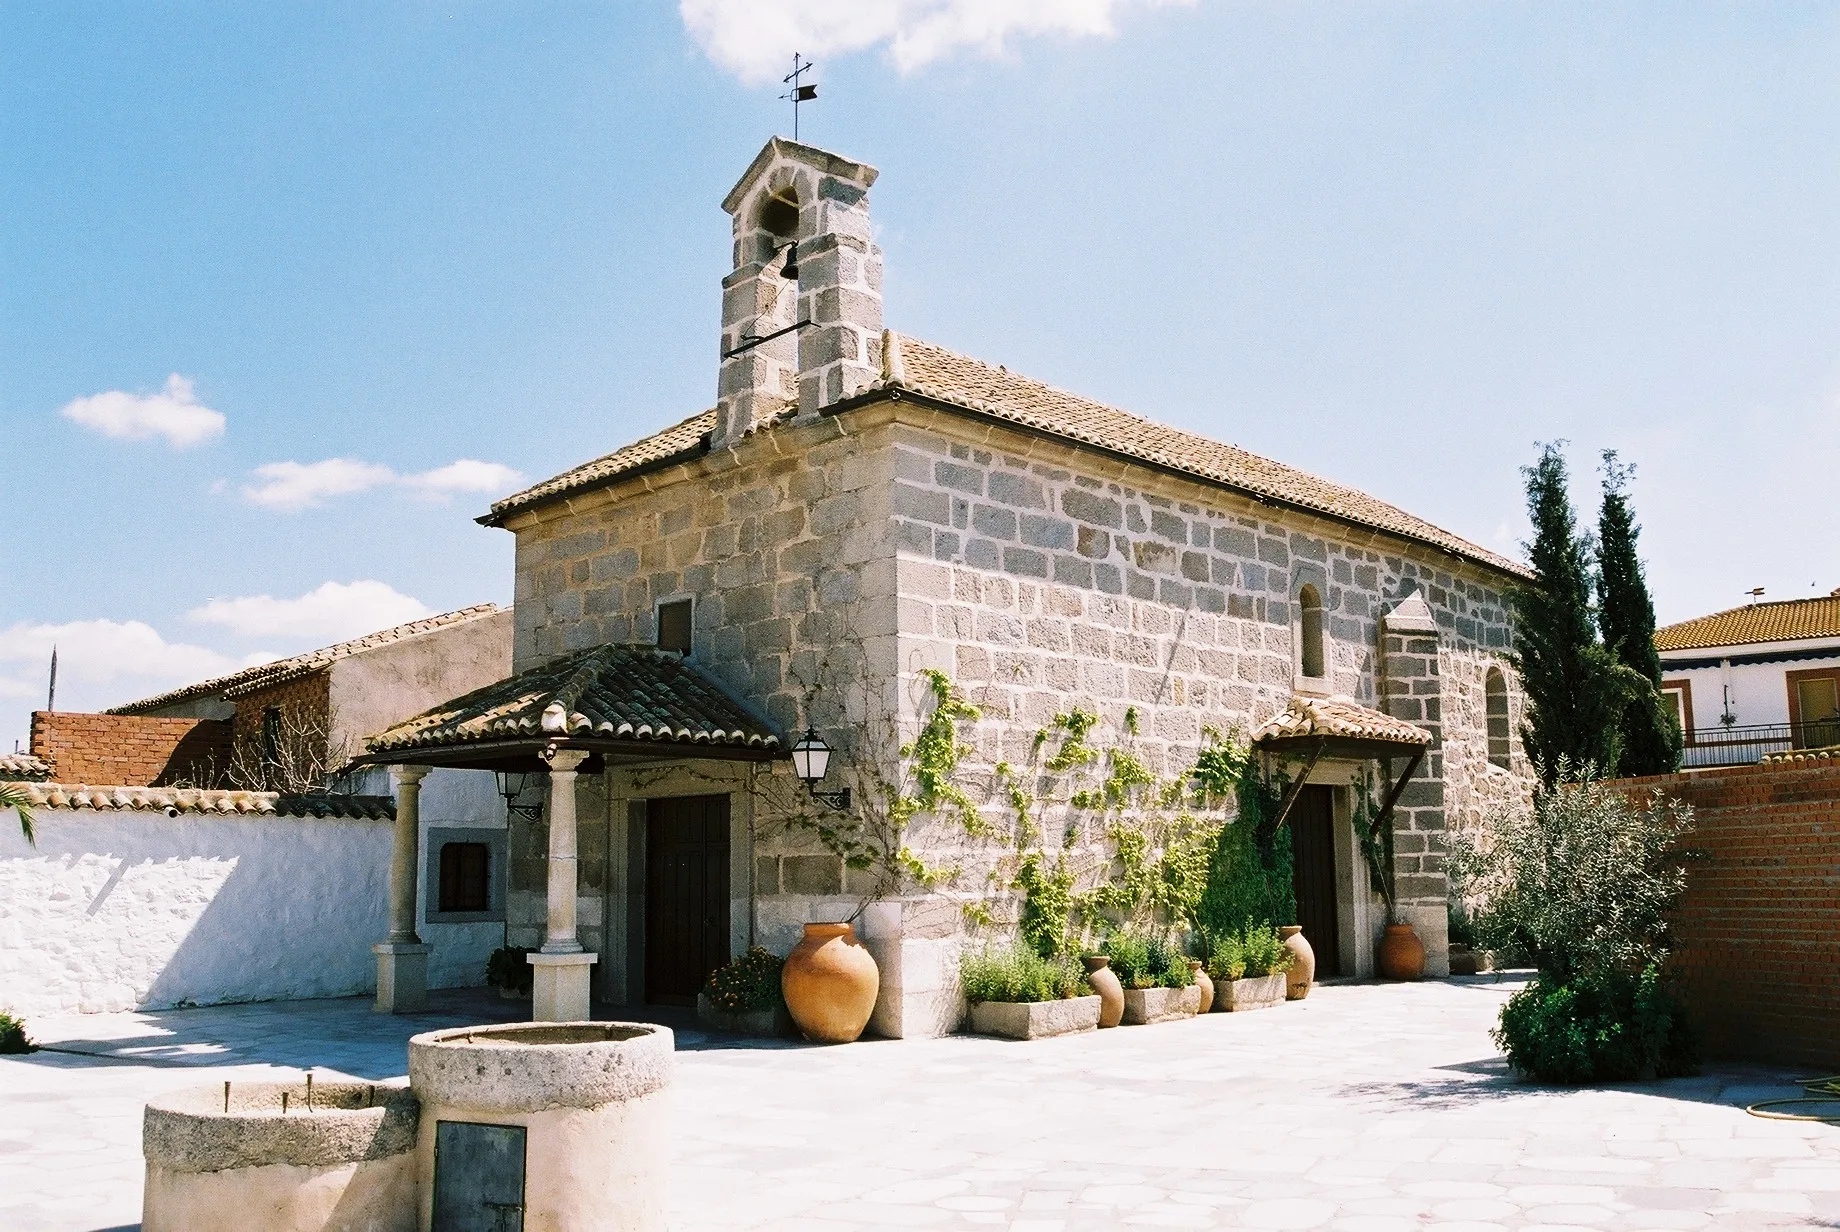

left=1596, top=453, right=1682, bottom=775
left=1508, top=443, right=1632, bottom=780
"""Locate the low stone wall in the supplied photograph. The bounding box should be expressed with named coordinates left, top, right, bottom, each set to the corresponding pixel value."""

left=1613, top=757, right=1840, bottom=1069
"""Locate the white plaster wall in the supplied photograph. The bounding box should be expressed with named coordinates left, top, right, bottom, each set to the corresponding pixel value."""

left=0, top=808, right=392, bottom=1016
left=327, top=610, right=513, bottom=761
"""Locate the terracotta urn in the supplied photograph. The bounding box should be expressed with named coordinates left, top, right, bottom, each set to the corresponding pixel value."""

left=1082, top=955, right=1125, bottom=1028
left=1280, top=925, right=1315, bottom=1000
left=781, top=922, right=880, bottom=1043
left=1189, top=960, right=1215, bottom=1014
left=1377, top=921, right=1426, bottom=981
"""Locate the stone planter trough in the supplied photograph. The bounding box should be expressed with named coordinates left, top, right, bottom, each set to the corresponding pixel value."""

left=1120, top=985, right=1201, bottom=1025
left=967, top=995, right=1102, bottom=1040
left=695, top=992, right=794, bottom=1038
left=408, top=1021, right=672, bottom=1232
left=1213, top=972, right=1287, bottom=1012
left=142, top=1078, right=419, bottom=1232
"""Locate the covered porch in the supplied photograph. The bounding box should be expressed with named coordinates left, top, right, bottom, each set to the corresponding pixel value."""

left=355, top=643, right=783, bottom=1021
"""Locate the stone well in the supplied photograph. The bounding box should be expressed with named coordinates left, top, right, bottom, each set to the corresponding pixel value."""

left=142, top=1079, right=419, bottom=1232
left=407, top=1021, right=673, bottom=1232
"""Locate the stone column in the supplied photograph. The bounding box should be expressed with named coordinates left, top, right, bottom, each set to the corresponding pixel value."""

left=1380, top=591, right=1451, bottom=977
left=530, top=747, right=597, bottom=1021
left=373, top=764, right=432, bottom=1013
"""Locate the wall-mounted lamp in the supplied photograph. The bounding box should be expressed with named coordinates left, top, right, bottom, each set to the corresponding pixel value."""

left=790, top=727, right=851, bottom=810
left=495, top=770, right=543, bottom=823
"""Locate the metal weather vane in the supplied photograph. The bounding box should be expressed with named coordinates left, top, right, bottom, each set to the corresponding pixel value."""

left=781, top=53, right=816, bottom=140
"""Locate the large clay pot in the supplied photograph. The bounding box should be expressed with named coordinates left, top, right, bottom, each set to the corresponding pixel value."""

left=781, top=922, right=879, bottom=1043
left=1377, top=921, right=1426, bottom=981
left=1280, top=925, right=1315, bottom=1000
left=1082, top=955, right=1125, bottom=1028
left=1189, top=960, right=1215, bottom=1014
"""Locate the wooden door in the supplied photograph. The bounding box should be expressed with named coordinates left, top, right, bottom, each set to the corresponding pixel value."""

left=643, top=795, right=731, bottom=1006
left=1290, top=785, right=1341, bottom=978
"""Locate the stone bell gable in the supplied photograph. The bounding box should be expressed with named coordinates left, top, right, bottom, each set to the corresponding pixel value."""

left=715, top=138, right=883, bottom=448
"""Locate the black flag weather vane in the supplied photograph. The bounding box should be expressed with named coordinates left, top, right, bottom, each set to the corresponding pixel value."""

left=782, top=54, right=816, bottom=140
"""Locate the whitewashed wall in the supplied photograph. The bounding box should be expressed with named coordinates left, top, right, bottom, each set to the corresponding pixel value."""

left=0, top=767, right=506, bottom=1016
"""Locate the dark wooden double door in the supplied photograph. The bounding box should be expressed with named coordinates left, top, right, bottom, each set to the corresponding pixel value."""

left=643, top=794, right=731, bottom=1006
left=1290, top=785, right=1342, bottom=978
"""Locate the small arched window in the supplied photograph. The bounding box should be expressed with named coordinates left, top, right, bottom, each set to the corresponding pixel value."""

left=1298, top=585, right=1325, bottom=680
left=758, top=187, right=800, bottom=242
left=1485, top=667, right=1511, bottom=768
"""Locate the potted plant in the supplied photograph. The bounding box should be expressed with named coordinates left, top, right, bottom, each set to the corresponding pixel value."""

left=1355, top=777, right=1425, bottom=980
left=1207, top=926, right=1292, bottom=1011
left=484, top=945, right=533, bottom=1000
left=698, top=946, right=794, bottom=1037
left=1106, top=930, right=1200, bottom=1025
left=960, top=944, right=1099, bottom=1040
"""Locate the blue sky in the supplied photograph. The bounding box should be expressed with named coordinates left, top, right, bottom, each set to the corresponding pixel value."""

left=4, top=1, right=1837, bottom=748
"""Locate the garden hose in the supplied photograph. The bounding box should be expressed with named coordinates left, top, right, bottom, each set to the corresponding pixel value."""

left=1745, top=1077, right=1840, bottom=1124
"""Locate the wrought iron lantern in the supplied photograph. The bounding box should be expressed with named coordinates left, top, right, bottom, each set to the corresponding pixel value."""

left=495, top=770, right=543, bottom=823
left=790, top=727, right=851, bottom=810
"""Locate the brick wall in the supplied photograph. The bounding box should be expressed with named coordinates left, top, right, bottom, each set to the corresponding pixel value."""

left=28, top=711, right=233, bottom=787
left=1616, top=758, right=1840, bottom=1069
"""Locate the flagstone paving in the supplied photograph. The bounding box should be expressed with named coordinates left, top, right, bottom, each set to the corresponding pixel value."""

left=1, top=975, right=1834, bottom=1231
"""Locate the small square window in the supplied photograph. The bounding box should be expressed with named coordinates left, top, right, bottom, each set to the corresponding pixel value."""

left=658, top=599, right=693, bottom=655
left=439, top=842, right=490, bottom=913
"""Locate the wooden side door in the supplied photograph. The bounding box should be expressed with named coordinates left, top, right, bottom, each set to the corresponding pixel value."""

left=643, top=795, right=731, bottom=1006
left=1290, top=784, right=1342, bottom=978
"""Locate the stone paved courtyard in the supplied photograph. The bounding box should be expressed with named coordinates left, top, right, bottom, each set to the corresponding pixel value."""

left=1, top=974, right=1835, bottom=1231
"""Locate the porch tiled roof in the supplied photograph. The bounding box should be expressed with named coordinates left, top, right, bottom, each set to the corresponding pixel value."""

left=367, top=644, right=780, bottom=757
left=1252, top=696, right=1433, bottom=749
left=0, top=753, right=51, bottom=781
left=110, top=605, right=502, bottom=713
left=479, top=333, right=1524, bottom=579
left=14, top=783, right=394, bottom=820
left=1656, top=591, right=1840, bottom=652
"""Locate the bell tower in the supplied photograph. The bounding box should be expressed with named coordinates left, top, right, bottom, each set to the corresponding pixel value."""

left=713, top=138, right=882, bottom=449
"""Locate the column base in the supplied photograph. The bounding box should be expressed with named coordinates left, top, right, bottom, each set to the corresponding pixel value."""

left=529, top=951, right=598, bottom=1022
left=373, top=942, right=431, bottom=1014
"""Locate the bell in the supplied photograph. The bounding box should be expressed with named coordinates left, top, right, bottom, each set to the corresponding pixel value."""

left=780, top=243, right=798, bottom=281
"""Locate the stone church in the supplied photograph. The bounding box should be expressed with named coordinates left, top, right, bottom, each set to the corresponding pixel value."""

left=362, top=137, right=1533, bottom=1037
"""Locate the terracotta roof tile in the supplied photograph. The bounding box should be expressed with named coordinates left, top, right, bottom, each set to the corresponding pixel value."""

left=110, top=605, right=502, bottom=714
left=0, top=753, right=51, bottom=781
left=1252, top=695, right=1433, bottom=748
left=368, top=643, right=780, bottom=756
left=14, top=783, right=394, bottom=819
left=482, top=333, right=1522, bottom=577
left=1656, top=592, right=1840, bottom=652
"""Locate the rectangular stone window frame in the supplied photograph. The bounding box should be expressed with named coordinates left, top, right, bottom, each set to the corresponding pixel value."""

left=656, top=597, right=694, bottom=656
left=423, top=825, right=508, bottom=925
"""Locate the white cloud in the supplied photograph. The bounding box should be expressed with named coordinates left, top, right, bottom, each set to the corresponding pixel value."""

left=680, top=0, right=1188, bottom=83
left=400, top=459, right=527, bottom=498
left=240, top=457, right=523, bottom=510
left=241, top=458, right=397, bottom=510
left=60, top=374, right=226, bottom=448
left=186, top=580, right=434, bottom=642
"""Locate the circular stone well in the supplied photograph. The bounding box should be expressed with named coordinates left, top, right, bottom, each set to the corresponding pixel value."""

left=142, top=1079, right=419, bottom=1232
left=408, top=1021, right=673, bottom=1232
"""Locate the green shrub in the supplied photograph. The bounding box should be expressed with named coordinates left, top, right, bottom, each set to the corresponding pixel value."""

left=0, top=1011, right=33, bottom=1055
left=703, top=946, right=784, bottom=1013
left=1103, top=929, right=1191, bottom=990
left=1202, top=926, right=1290, bottom=982
left=1495, top=965, right=1697, bottom=1083
left=1205, top=931, right=1246, bottom=982
left=1447, top=900, right=1477, bottom=948
left=961, top=944, right=1087, bottom=1003
left=1194, top=762, right=1295, bottom=939
left=484, top=946, right=533, bottom=995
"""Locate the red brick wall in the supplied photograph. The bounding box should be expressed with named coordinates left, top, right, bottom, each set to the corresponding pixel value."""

left=1615, top=759, right=1840, bottom=1069
left=29, top=711, right=234, bottom=787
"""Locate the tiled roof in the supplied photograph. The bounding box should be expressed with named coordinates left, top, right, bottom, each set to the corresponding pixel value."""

left=1656, top=592, right=1840, bottom=652
left=1761, top=745, right=1840, bottom=767
left=482, top=332, right=1522, bottom=577
left=1252, top=695, right=1433, bottom=749
left=110, top=605, right=502, bottom=714
left=0, top=753, right=51, bottom=782
left=13, top=783, right=394, bottom=820
left=367, top=643, right=780, bottom=756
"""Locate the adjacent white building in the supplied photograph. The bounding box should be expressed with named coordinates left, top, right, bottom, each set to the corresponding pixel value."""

left=1657, top=589, right=1840, bottom=768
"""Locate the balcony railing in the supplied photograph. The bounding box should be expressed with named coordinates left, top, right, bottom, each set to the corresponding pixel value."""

left=1680, top=721, right=1840, bottom=769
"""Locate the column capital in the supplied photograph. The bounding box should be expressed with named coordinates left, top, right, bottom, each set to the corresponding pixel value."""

left=542, top=746, right=590, bottom=774
left=389, top=764, right=433, bottom=788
